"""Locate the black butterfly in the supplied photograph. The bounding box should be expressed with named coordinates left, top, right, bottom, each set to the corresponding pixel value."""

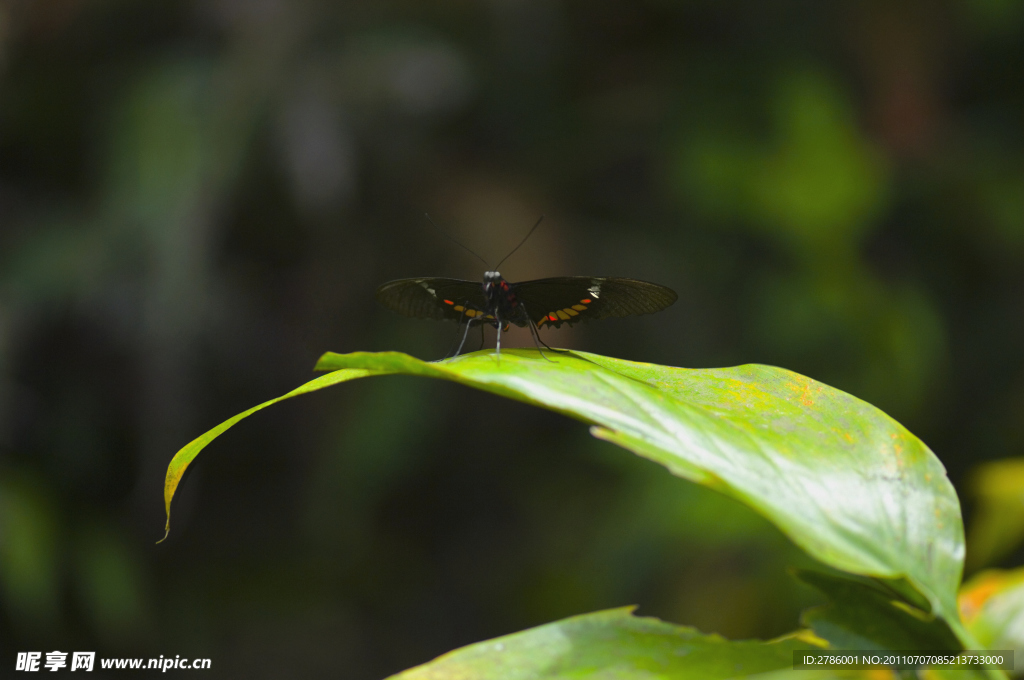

left=376, top=217, right=677, bottom=358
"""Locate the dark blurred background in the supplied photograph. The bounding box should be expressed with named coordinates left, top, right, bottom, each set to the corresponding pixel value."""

left=2, top=0, right=1024, bottom=677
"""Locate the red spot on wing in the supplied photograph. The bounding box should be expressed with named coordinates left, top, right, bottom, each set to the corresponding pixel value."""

left=548, top=314, right=558, bottom=321
left=443, top=299, right=454, bottom=305
left=581, top=299, right=592, bottom=304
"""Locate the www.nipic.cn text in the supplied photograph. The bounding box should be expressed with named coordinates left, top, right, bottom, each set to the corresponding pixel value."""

left=16, top=652, right=212, bottom=672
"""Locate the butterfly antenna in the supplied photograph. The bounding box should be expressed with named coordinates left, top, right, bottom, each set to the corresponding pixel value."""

left=424, top=213, right=491, bottom=269
left=495, top=215, right=544, bottom=270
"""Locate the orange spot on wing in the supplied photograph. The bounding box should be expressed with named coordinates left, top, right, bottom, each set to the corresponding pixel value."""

left=444, top=299, right=454, bottom=305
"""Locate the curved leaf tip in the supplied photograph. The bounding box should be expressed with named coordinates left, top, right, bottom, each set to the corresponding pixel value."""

left=158, top=366, right=376, bottom=541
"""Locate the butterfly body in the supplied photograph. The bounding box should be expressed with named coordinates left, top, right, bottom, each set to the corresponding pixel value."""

left=481, top=271, right=528, bottom=328
left=376, top=271, right=677, bottom=357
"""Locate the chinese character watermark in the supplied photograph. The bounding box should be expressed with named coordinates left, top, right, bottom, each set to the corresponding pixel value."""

left=16, top=653, right=41, bottom=672
left=44, top=652, right=67, bottom=672
left=70, top=653, right=94, bottom=672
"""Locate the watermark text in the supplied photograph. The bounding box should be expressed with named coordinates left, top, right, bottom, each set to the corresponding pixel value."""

left=17, top=652, right=211, bottom=672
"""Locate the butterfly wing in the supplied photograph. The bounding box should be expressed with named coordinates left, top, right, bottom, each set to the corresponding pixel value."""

left=375, top=278, right=487, bottom=322
left=513, top=277, right=677, bottom=328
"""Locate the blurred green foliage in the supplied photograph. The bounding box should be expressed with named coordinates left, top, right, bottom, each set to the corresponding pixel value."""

left=967, top=459, right=1024, bottom=570
left=0, top=474, right=59, bottom=630
left=0, top=1, right=1023, bottom=677
left=960, top=568, right=1024, bottom=674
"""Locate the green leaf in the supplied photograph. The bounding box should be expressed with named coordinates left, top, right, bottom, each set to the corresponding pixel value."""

left=795, top=570, right=961, bottom=652
left=384, top=607, right=809, bottom=680
left=792, top=570, right=999, bottom=679
left=159, top=350, right=967, bottom=642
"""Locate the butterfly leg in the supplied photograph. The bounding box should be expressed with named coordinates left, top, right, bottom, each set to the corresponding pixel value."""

left=486, top=312, right=504, bottom=363
left=531, top=322, right=570, bottom=355
left=521, top=318, right=558, bottom=362
left=453, top=316, right=478, bottom=357
left=477, top=323, right=485, bottom=351
left=446, top=306, right=480, bottom=358
left=443, top=317, right=468, bottom=359
left=517, top=302, right=567, bottom=362
left=495, top=317, right=502, bottom=364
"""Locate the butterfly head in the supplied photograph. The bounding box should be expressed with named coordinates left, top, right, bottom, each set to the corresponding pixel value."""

left=482, top=271, right=509, bottom=300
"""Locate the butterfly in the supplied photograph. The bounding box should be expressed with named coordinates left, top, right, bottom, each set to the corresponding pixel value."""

left=375, top=217, right=677, bottom=358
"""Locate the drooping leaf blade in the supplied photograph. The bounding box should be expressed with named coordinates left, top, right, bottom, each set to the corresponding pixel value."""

left=160, top=349, right=967, bottom=644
